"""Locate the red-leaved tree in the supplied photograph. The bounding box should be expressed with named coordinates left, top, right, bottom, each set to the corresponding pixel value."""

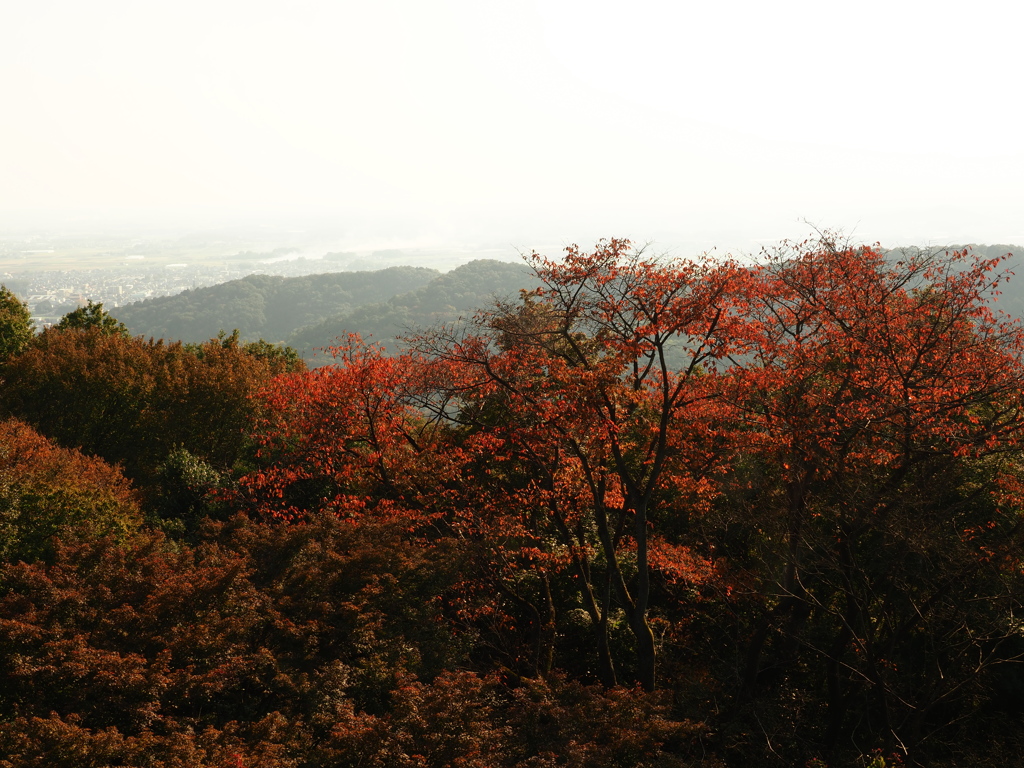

left=719, top=236, right=1024, bottom=759
left=408, top=239, right=752, bottom=690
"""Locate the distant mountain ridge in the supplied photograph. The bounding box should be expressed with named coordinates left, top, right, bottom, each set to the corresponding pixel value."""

left=115, top=260, right=535, bottom=363
left=288, top=259, right=535, bottom=362
left=116, top=266, right=440, bottom=345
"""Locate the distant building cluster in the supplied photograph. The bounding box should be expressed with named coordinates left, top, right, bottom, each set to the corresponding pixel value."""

left=3, top=265, right=231, bottom=327
left=3, top=260, right=342, bottom=328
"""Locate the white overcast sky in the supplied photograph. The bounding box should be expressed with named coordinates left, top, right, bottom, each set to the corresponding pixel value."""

left=2, top=0, right=1022, bottom=252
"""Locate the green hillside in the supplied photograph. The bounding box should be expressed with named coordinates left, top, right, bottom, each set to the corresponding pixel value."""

left=116, top=266, right=440, bottom=343
left=288, top=258, right=535, bottom=360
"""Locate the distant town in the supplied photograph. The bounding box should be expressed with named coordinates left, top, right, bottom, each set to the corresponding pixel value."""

left=4, top=260, right=350, bottom=327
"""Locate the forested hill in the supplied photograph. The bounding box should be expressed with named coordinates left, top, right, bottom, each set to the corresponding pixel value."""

left=288, top=258, right=535, bottom=361
left=116, top=266, right=440, bottom=344
left=886, top=243, right=1024, bottom=315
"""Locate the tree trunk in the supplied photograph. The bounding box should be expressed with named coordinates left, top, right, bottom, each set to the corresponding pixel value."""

left=633, top=500, right=656, bottom=691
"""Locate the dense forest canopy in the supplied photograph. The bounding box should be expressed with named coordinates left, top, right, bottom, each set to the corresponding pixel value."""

left=1, top=236, right=1024, bottom=767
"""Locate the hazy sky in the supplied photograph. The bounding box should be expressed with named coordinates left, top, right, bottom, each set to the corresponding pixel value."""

left=3, top=0, right=1022, bottom=252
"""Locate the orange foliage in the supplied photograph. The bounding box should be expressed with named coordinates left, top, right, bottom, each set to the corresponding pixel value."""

left=0, top=327, right=305, bottom=487
left=239, top=337, right=457, bottom=523
left=0, top=417, right=141, bottom=561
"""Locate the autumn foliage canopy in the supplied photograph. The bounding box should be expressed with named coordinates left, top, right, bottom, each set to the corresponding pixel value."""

left=3, top=236, right=1024, bottom=767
